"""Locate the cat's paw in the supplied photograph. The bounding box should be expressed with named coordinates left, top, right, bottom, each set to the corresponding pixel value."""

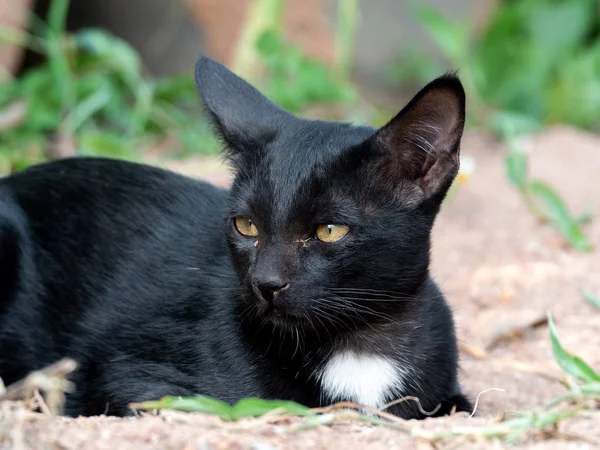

left=435, top=393, right=473, bottom=417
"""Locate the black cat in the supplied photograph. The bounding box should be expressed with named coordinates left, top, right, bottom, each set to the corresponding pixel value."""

left=0, top=56, right=472, bottom=418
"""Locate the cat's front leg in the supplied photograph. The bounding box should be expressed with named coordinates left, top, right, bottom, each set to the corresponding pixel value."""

left=66, top=379, right=194, bottom=417
left=66, top=359, right=197, bottom=417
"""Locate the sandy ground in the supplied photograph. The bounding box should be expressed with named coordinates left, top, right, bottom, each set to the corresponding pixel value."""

left=1, top=125, right=600, bottom=449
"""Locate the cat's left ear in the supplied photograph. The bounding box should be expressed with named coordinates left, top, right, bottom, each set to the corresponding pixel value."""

left=369, top=74, right=466, bottom=200
left=195, top=56, right=291, bottom=155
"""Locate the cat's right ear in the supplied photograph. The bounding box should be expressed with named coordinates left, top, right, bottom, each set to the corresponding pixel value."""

left=195, top=56, right=291, bottom=159
left=364, top=73, right=466, bottom=203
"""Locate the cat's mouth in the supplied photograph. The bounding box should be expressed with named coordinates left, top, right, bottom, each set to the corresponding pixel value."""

left=262, top=305, right=308, bottom=327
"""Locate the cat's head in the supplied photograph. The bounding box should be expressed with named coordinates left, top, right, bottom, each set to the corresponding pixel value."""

left=195, top=56, right=465, bottom=333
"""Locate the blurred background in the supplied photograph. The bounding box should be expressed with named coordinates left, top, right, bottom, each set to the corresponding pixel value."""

left=1, top=0, right=600, bottom=435
left=2, top=0, right=598, bottom=164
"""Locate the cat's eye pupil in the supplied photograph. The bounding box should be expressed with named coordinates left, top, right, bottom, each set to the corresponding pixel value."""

left=315, top=223, right=349, bottom=243
left=234, top=216, right=259, bottom=237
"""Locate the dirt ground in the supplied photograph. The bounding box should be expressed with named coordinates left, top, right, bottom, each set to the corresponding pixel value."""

left=1, top=126, right=600, bottom=449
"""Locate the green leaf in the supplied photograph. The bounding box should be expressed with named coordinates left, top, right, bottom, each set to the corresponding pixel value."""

left=581, top=289, right=600, bottom=311
left=62, top=86, right=113, bottom=133
left=527, top=0, right=595, bottom=57
left=78, top=132, right=137, bottom=160
left=45, top=0, right=73, bottom=112
left=46, top=35, right=73, bottom=112
left=132, top=396, right=313, bottom=421
left=505, top=150, right=528, bottom=189
left=571, top=356, right=600, bottom=383
left=496, top=115, right=535, bottom=190
left=490, top=110, right=542, bottom=137
left=547, top=312, right=600, bottom=383
left=128, top=81, right=154, bottom=135
left=75, top=29, right=141, bottom=83
left=526, top=181, right=592, bottom=252
left=547, top=42, right=600, bottom=129
left=231, top=398, right=312, bottom=420
left=256, top=28, right=356, bottom=112
left=47, top=0, right=70, bottom=37
left=134, top=396, right=234, bottom=419
left=581, top=383, right=600, bottom=395
left=256, top=29, right=283, bottom=58
left=153, top=76, right=197, bottom=104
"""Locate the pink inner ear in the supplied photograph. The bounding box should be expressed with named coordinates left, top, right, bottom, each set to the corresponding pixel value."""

left=370, top=75, right=465, bottom=199
left=401, top=88, right=465, bottom=157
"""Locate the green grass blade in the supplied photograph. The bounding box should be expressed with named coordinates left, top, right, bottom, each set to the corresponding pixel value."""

left=62, top=87, right=112, bottom=133
left=505, top=149, right=528, bottom=189
left=47, top=0, right=70, bottom=37
left=547, top=312, right=600, bottom=383
left=572, top=356, right=600, bottom=383
left=526, top=181, right=592, bottom=252
left=581, top=289, right=600, bottom=310
left=45, top=0, right=74, bottom=112
left=74, top=29, right=142, bottom=82
left=580, top=383, right=600, bottom=395
left=131, top=396, right=313, bottom=421
left=128, top=81, right=154, bottom=136
left=0, top=27, right=46, bottom=53
left=231, top=398, right=313, bottom=420
left=131, top=395, right=234, bottom=419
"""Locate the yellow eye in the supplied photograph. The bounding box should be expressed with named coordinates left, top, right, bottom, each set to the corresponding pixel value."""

left=234, top=216, right=259, bottom=237
left=315, top=224, right=349, bottom=243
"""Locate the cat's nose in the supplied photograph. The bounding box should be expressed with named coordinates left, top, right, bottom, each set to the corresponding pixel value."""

left=254, top=277, right=289, bottom=304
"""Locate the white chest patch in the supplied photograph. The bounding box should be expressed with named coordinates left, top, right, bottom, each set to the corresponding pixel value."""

left=318, top=351, right=404, bottom=409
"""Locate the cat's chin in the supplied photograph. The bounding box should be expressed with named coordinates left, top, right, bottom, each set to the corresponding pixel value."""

left=259, top=306, right=309, bottom=329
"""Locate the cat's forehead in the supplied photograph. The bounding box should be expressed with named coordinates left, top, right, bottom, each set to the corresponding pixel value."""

left=232, top=121, right=374, bottom=228
left=267, top=120, right=373, bottom=187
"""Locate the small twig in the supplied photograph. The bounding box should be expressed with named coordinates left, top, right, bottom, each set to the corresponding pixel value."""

left=310, top=401, right=411, bottom=431
left=0, top=358, right=78, bottom=416
left=485, top=313, right=548, bottom=351
left=458, top=340, right=489, bottom=359
left=383, top=396, right=442, bottom=417
left=33, top=389, right=52, bottom=415
left=469, top=388, right=506, bottom=418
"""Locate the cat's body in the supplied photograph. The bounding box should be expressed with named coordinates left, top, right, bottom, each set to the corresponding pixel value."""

left=0, top=57, right=471, bottom=418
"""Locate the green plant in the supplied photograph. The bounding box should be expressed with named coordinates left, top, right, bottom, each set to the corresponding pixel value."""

left=231, top=0, right=359, bottom=114
left=131, top=396, right=313, bottom=420
left=501, top=119, right=592, bottom=252
left=392, top=0, right=600, bottom=131
left=0, top=0, right=218, bottom=174
left=255, top=30, right=357, bottom=113
left=391, top=2, right=597, bottom=251
left=581, top=289, right=600, bottom=310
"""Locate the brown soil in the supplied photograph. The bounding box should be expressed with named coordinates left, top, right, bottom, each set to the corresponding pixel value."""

left=2, top=125, right=600, bottom=449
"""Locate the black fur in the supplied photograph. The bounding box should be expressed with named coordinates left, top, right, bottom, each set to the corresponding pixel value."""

left=0, top=56, right=471, bottom=418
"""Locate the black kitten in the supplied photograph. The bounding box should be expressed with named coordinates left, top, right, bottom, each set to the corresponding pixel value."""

left=0, top=56, right=471, bottom=418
